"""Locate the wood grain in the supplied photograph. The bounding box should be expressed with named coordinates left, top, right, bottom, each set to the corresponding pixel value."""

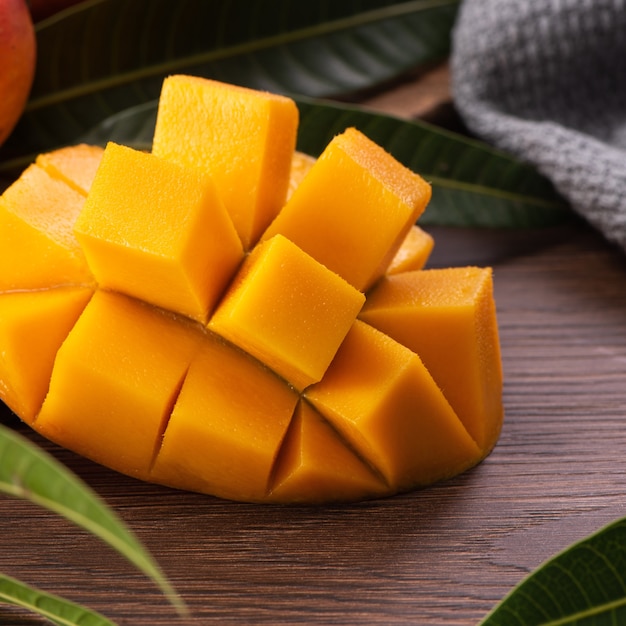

left=4, top=71, right=626, bottom=625
left=4, top=222, right=626, bottom=625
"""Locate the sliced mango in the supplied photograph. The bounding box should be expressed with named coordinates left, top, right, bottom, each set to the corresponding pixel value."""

left=35, top=290, right=203, bottom=480
left=208, top=234, right=365, bottom=390
left=0, top=75, right=504, bottom=504
left=360, top=267, right=503, bottom=452
left=0, top=287, right=93, bottom=423
left=387, top=225, right=434, bottom=274
left=74, top=142, right=244, bottom=322
left=267, top=400, right=388, bottom=504
left=151, top=331, right=299, bottom=502
left=152, top=74, right=298, bottom=249
left=36, top=143, right=104, bottom=196
left=305, top=321, right=482, bottom=490
left=262, top=127, right=432, bottom=291
left=0, top=163, right=93, bottom=291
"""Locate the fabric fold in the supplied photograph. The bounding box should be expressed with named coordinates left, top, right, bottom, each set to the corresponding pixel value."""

left=451, top=0, right=626, bottom=249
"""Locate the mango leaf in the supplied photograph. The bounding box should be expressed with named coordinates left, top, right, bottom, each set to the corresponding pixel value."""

left=0, top=424, right=187, bottom=618
left=480, top=517, right=626, bottom=625
left=0, top=0, right=459, bottom=163
left=0, top=574, right=115, bottom=626
left=71, top=95, right=571, bottom=229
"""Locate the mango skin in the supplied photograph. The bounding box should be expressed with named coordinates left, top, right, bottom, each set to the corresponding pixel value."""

left=0, top=78, right=504, bottom=504
left=0, top=0, right=35, bottom=148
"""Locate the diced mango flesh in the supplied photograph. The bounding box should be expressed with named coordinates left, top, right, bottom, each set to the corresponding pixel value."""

left=74, top=142, right=244, bottom=322
left=267, top=400, right=388, bottom=504
left=0, top=287, right=93, bottom=424
left=35, top=290, right=203, bottom=480
left=387, top=225, right=434, bottom=274
left=151, top=331, right=299, bottom=502
left=208, top=234, right=365, bottom=390
left=0, top=164, right=94, bottom=291
left=360, top=267, right=504, bottom=452
left=36, top=143, right=104, bottom=196
left=305, top=321, right=482, bottom=490
left=262, top=127, right=432, bottom=291
left=153, top=75, right=299, bottom=249
left=0, top=76, right=503, bottom=504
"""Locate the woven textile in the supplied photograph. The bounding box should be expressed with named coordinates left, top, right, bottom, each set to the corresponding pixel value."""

left=451, top=0, right=626, bottom=248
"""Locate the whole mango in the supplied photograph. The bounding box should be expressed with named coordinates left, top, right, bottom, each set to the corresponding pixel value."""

left=0, top=0, right=35, bottom=148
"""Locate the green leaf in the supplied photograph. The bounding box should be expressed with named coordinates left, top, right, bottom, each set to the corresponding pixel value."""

left=62, top=95, right=571, bottom=229
left=0, top=573, right=115, bottom=626
left=0, top=424, right=187, bottom=618
left=480, top=517, right=626, bottom=625
left=294, top=97, right=571, bottom=228
left=0, top=0, right=459, bottom=163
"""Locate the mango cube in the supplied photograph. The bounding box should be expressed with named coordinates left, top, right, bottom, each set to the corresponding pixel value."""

left=35, top=290, right=202, bottom=480
left=0, top=164, right=93, bottom=291
left=267, top=401, right=388, bottom=503
left=262, top=127, right=432, bottom=291
left=36, top=144, right=104, bottom=196
left=209, top=234, right=365, bottom=390
left=387, top=225, right=434, bottom=274
left=360, top=267, right=504, bottom=451
left=305, top=321, right=481, bottom=489
left=74, top=142, right=244, bottom=322
left=152, top=74, right=299, bottom=249
left=151, top=331, right=299, bottom=502
left=0, top=287, right=93, bottom=423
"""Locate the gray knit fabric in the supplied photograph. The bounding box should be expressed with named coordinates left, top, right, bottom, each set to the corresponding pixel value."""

left=451, top=0, right=626, bottom=248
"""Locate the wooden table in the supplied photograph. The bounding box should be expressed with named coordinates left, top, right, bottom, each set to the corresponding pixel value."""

left=4, top=68, right=626, bottom=626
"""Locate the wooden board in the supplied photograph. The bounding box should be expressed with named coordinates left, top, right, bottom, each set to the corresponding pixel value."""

left=4, top=67, right=626, bottom=625
left=4, top=221, right=626, bottom=625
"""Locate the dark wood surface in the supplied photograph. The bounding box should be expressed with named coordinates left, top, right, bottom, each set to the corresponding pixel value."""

left=4, top=69, right=626, bottom=625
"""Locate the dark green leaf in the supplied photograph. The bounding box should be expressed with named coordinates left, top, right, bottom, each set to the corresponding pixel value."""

left=480, top=517, right=626, bottom=625
left=59, top=96, right=571, bottom=229
left=294, top=97, right=571, bottom=228
left=0, top=573, right=115, bottom=626
left=1, top=0, right=459, bottom=162
left=0, top=424, right=187, bottom=618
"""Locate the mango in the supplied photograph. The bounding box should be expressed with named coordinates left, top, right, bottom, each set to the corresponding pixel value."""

left=74, top=142, right=243, bottom=323
left=0, top=75, right=504, bottom=504
left=35, top=290, right=203, bottom=480
left=360, top=267, right=503, bottom=452
left=208, top=234, right=365, bottom=390
left=0, top=287, right=93, bottom=424
left=0, top=162, right=94, bottom=290
left=152, top=75, right=298, bottom=250
left=36, top=144, right=104, bottom=196
left=305, top=321, right=482, bottom=490
left=0, top=0, right=35, bottom=149
left=151, top=330, right=299, bottom=502
left=262, top=126, right=432, bottom=291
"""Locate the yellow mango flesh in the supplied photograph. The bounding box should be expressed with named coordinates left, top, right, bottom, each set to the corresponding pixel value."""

left=360, top=268, right=503, bottom=452
left=262, top=127, right=432, bottom=291
left=305, top=321, right=482, bottom=490
left=152, top=74, right=298, bottom=249
left=208, top=234, right=365, bottom=390
left=387, top=225, right=434, bottom=274
left=286, top=152, right=435, bottom=273
left=35, top=290, right=203, bottom=480
left=0, top=287, right=93, bottom=424
left=267, top=400, right=388, bottom=504
left=0, top=164, right=94, bottom=290
left=151, top=331, right=299, bottom=502
left=74, top=142, right=244, bottom=322
left=36, top=143, right=104, bottom=196
left=0, top=76, right=504, bottom=504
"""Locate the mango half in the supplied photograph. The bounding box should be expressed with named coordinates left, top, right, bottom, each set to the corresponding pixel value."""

left=0, top=75, right=503, bottom=504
